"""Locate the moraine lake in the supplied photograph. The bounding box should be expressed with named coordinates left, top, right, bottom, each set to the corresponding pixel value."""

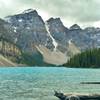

left=0, top=67, right=100, bottom=100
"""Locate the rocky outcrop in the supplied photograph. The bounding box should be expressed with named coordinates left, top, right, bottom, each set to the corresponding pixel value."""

left=66, top=28, right=94, bottom=51
left=0, top=18, right=16, bottom=43
left=5, top=9, right=53, bottom=52
left=54, top=91, right=100, bottom=100
left=70, top=24, right=81, bottom=30
left=46, top=18, right=68, bottom=52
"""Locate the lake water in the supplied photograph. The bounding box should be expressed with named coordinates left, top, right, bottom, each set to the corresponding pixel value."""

left=0, top=67, right=100, bottom=100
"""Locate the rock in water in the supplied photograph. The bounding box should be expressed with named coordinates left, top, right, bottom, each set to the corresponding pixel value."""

left=54, top=91, right=100, bottom=100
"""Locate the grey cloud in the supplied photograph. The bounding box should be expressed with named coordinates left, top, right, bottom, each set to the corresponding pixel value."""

left=0, top=0, right=100, bottom=23
left=18, top=0, right=100, bottom=22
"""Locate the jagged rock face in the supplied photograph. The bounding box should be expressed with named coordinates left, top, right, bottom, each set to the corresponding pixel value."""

left=65, top=29, right=93, bottom=51
left=0, top=18, right=15, bottom=42
left=70, top=24, right=81, bottom=30
left=0, top=18, right=7, bottom=37
left=4, top=9, right=83, bottom=54
left=5, top=9, right=53, bottom=52
left=68, top=27, right=100, bottom=51
left=65, top=24, right=100, bottom=51
left=83, top=27, right=100, bottom=48
left=47, top=18, right=68, bottom=52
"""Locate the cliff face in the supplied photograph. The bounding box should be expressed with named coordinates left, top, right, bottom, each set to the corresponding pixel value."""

left=5, top=9, right=53, bottom=52
left=0, top=18, right=16, bottom=43
left=47, top=18, right=68, bottom=45
left=46, top=18, right=68, bottom=52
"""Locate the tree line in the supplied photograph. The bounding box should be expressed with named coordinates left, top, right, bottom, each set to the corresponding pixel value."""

left=63, top=48, right=100, bottom=68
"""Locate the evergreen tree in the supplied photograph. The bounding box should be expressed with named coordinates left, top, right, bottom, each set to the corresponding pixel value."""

left=63, top=48, right=100, bottom=68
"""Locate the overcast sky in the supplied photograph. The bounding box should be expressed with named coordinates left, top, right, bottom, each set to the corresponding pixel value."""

left=0, top=0, right=100, bottom=28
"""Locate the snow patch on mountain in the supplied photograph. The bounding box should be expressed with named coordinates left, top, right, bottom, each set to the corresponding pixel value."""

left=18, top=19, right=23, bottom=22
left=45, top=22, right=58, bottom=51
left=26, top=27, right=30, bottom=29
left=13, top=27, right=17, bottom=32
left=22, top=9, right=34, bottom=14
left=14, top=38, right=18, bottom=43
left=68, top=39, right=73, bottom=44
left=4, top=17, right=11, bottom=23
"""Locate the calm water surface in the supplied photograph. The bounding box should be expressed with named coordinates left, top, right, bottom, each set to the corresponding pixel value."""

left=0, top=67, right=100, bottom=100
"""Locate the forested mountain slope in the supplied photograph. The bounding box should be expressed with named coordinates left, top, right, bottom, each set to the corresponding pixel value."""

left=64, top=48, right=100, bottom=68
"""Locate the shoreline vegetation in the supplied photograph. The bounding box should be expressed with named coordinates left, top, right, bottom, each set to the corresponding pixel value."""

left=1, top=48, right=100, bottom=68
left=63, top=48, right=100, bottom=68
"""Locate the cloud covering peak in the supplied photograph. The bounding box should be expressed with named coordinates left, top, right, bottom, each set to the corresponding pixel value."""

left=0, top=0, right=100, bottom=27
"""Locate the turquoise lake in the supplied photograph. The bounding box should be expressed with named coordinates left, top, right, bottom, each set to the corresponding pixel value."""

left=0, top=67, right=100, bottom=100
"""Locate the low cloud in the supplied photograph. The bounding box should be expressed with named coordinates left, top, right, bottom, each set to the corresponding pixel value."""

left=0, top=0, right=100, bottom=27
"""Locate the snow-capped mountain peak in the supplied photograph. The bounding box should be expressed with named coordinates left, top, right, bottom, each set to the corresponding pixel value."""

left=22, top=9, right=35, bottom=14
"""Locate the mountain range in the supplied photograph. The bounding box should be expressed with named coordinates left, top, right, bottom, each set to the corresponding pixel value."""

left=0, top=9, right=100, bottom=66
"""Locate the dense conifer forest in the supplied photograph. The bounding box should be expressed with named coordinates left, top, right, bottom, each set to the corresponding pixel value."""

left=63, top=48, right=100, bottom=68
